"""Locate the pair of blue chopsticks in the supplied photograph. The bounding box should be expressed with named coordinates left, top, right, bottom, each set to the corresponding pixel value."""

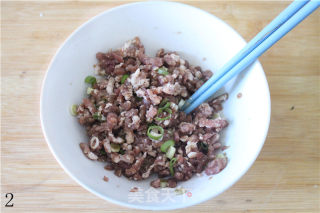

left=182, top=0, right=319, bottom=114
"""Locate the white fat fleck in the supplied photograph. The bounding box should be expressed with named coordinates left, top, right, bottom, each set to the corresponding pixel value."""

left=199, top=134, right=203, bottom=140
left=94, top=65, right=101, bottom=75
left=147, top=151, right=156, bottom=157
left=115, top=63, right=123, bottom=69
left=142, top=164, right=155, bottom=179
left=135, top=88, right=145, bottom=97
left=187, top=152, right=197, bottom=159
left=39, top=12, right=43, bottom=17
left=185, top=141, right=197, bottom=154
left=122, top=39, right=134, bottom=51
left=129, top=68, right=149, bottom=89
left=98, top=105, right=103, bottom=112
left=103, top=139, right=111, bottom=153
left=106, top=77, right=115, bottom=95
left=87, top=152, right=98, bottom=160
left=163, top=120, right=170, bottom=126
left=112, top=154, right=120, bottom=163
left=187, top=72, right=194, bottom=81
left=88, top=106, right=93, bottom=113
left=170, top=53, right=180, bottom=62
left=180, top=135, right=188, bottom=142
left=105, top=103, right=112, bottom=109
left=132, top=115, right=140, bottom=123
left=179, top=65, right=186, bottom=71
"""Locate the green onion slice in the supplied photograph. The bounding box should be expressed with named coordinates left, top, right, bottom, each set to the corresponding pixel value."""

left=100, top=149, right=107, bottom=155
left=178, top=99, right=185, bottom=109
left=174, top=187, right=187, bottom=195
left=159, top=98, right=168, bottom=108
left=157, top=67, right=169, bottom=75
left=160, top=140, right=175, bottom=153
left=93, top=112, right=100, bottom=120
left=147, top=125, right=164, bottom=140
left=160, top=102, right=171, bottom=110
left=85, top=76, right=97, bottom=86
left=70, top=104, right=78, bottom=116
left=92, top=112, right=106, bottom=121
left=110, top=143, right=120, bottom=152
left=212, top=112, right=221, bottom=119
left=166, top=146, right=176, bottom=159
left=200, top=142, right=208, bottom=152
left=169, top=157, right=177, bottom=176
left=135, top=96, right=143, bottom=102
left=155, top=115, right=171, bottom=121
left=87, top=87, right=94, bottom=95
left=155, top=108, right=172, bottom=121
left=121, top=74, right=129, bottom=84
left=160, top=180, right=168, bottom=188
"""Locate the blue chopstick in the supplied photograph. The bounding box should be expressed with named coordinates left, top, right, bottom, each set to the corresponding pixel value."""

left=181, top=0, right=310, bottom=111
left=184, top=0, right=319, bottom=114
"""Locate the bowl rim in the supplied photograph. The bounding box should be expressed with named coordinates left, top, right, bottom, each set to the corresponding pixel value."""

left=40, top=1, right=271, bottom=210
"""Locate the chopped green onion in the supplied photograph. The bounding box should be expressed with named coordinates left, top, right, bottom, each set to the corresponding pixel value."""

left=155, top=115, right=171, bottom=121
left=164, top=108, right=172, bottom=114
left=147, top=125, right=164, bottom=140
left=92, top=112, right=106, bottom=121
left=135, top=96, right=143, bottom=101
left=119, top=149, right=125, bottom=155
left=178, top=99, right=185, bottom=109
left=216, top=153, right=226, bottom=159
left=155, top=108, right=172, bottom=121
left=121, top=74, right=129, bottom=84
left=200, top=142, right=208, bottom=152
left=70, top=104, right=78, bottom=116
left=166, top=146, right=176, bottom=159
left=160, top=180, right=168, bottom=188
left=174, top=187, right=187, bottom=195
left=87, top=87, right=94, bottom=95
left=169, top=157, right=177, bottom=176
left=160, top=102, right=171, bottom=110
left=100, top=149, right=107, bottom=155
left=110, top=143, right=120, bottom=152
left=161, top=140, right=175, bottom=152
left=157, top=67, right=169, bottom=75
left=93, top=112, right=100, bottom=120
left=212, top=112, right=221, bottom=119
left=159, top=98, right=168, bottom=108
left=85, top=76, right=97, bottom=86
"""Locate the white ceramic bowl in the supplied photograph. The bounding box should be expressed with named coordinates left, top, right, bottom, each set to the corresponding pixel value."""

left=40, top=1, right=270, bottom=210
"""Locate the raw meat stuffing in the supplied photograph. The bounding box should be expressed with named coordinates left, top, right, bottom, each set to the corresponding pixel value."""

left=73, top=37, right=229, bottom=188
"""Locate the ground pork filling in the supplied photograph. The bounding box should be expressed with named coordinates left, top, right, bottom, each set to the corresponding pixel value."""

left=76, top=37, right=229, bottom=188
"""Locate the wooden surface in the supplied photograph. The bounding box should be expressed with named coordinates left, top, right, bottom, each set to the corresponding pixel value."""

left=1, top=1, right=319, bottom=212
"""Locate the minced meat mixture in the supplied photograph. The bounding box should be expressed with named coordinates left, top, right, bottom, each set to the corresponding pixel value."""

left=75, top=37, right=229, bottom=188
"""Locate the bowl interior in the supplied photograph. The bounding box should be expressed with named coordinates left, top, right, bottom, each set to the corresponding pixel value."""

left=41, top=1, right=270, bottom=210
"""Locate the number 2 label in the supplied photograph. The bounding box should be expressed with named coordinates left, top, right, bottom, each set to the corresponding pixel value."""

left=5, top=193, right=14, bottom=207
